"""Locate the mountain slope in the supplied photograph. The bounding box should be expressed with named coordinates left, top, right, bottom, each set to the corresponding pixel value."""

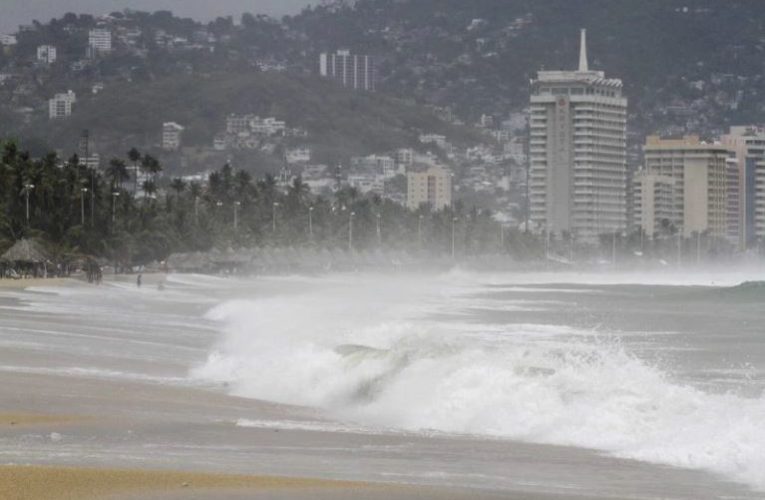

left=29, top=69, right=484, bottom=164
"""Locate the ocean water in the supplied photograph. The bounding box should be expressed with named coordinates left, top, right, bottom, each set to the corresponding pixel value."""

left=2, top=269, right=764, bottom=494
left=190, top=269, right=765, bottom=492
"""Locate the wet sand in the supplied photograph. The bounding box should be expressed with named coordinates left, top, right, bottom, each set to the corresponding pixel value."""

left=0, top=278, right=70, bottom=289
left=0, top=465, right=361, bottom=500
left=0, top=276, right=761, bottom=499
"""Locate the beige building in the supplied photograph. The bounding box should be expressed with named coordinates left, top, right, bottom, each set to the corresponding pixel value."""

left=720, top=126, right=765, bottom=248
left=529, top=29, right=627, bottom=240
left=407, top=166, right=452, bottom=211
left=632, top=171, right=675, bottom=237
left=642, top=135, right=728, bottom=238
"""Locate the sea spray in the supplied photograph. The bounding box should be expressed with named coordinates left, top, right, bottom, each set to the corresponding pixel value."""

left=192, top=273, right=765, bottom=491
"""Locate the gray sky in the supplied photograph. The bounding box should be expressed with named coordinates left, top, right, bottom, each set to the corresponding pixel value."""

left=1, top=0, right=314, bottom=33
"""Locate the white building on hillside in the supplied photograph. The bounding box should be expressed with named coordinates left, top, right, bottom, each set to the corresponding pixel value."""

left=88, top=28, right=112, bottom=54
left=0, top=34, right=17, bottom=47
left=36, top=45, right=57, bottom=63
left=162, top=122, right=184, bottom=151
left=48, top=90, right=76, bottom=119
left=286, top=147, right=311, bottom=164
left=319, top=49, right=376, bottom=91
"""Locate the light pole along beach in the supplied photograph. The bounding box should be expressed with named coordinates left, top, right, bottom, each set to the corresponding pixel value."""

left=80, top=187, right=88, bottom=226
left=233, top=201, right=241, bottom=231
left=111, top=191, right=120, bottom=224
left=23, top=183, right=34, bottom=225
left=272, top=202, right=279, bottom=234
left=451, top=216, right=458, bottom=259
left=308, top=206, right=314, bottom=240
left=348, top=211, right=355, bottom=252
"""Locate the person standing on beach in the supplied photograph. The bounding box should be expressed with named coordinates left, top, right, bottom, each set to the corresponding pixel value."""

left=137, top=274, right=142, bottom=288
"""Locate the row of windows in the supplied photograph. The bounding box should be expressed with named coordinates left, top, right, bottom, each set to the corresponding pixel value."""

left=537, top=87, right=621, bottom=98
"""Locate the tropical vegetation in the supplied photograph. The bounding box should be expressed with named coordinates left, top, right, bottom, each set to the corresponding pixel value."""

left=0, top=140, right=541, bottom=268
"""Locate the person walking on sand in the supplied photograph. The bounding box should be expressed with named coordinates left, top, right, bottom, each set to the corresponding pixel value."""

left=137, top=274, right=142, bottom=288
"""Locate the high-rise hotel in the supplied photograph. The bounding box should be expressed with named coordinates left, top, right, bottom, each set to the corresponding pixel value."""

left=529, top=30, right=627, bottom=240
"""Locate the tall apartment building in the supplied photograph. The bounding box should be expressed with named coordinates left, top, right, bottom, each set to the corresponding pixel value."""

left=162, top=122, right=184, bottom=151
left=725, top=157, right=741, bottom=245
left=407, top=166, right=452, bottom=211
left=319, top=50, right=376, bottom=91
left=720, top=126, right=765, bottom=248
left=642, top=135, right=728, bottom=238
left=88, top=28, right=112, bottom=54
left=48, top=90, right=76, bottom=119
left=36, top=45, right=57, bottom=63
left=529, top=29, right=627, bottom=240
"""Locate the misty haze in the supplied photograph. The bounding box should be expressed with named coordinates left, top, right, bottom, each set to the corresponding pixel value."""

left=0, top=1, right=764, bottom=500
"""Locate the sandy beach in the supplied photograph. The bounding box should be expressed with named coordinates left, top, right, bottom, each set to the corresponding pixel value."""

left=0, top=278, right=71, bottom=289
left=0, top=272, right=762, bottom=500
left=0, top=465, right=366, bottom=500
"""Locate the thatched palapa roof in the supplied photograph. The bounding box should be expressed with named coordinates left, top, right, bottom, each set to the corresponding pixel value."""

left=1, top=239, right=49, bottom=263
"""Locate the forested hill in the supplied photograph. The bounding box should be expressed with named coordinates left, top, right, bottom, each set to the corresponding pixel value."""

left=30, top=70, right=482, bottom=166
left=287, top=0, right=765, bottom=139
left=2, top=0, right=765, bottom=160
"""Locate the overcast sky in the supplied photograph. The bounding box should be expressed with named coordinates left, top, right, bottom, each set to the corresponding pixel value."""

left=1, top=0, right=314, bottom=33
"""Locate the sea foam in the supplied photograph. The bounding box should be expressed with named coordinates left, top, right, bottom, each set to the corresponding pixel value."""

left=192, top=273, right=765, bottom=491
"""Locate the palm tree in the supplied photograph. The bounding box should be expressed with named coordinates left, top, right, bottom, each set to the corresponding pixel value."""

left=170, top=177, right=186, bottom=195
left=106, top=158, right=130, bottom=190
left=147, top=156, right=162, bottom=180
left=142, top=180, right=157, bottom=209
left=140, top=154, right=161, bottom=186
left=127, top=148, right=141, bottom=193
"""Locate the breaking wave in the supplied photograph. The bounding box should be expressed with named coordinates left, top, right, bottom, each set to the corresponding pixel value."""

left=192, top=274, right=765, bottom=491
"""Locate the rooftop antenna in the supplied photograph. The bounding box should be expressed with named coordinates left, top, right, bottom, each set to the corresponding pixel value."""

left=578, top=28, right=588, bottom=72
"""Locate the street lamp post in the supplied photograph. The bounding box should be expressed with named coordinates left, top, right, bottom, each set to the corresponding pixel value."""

left=418, top=214, right=423, bottom=247
left=696, top=231, right=701, bottom=265
left=451, top=217, right=458, bottom=259
left=376, top=213, right=381, bottom=247
left=23, top=183, right=34, bottom=225
left=272, top=202, right=279, bottom=233
left=676, top=228, right=683, bottom=267
left=80, top=187, right=88, bottom=226
left=308, top=206, right=314, bottom=240
left=612, top=231, right=617, bottom=266
left=233, top=201, right=241, bottom=231
left=216, top=201, right=223, bottom=228
left=194, top=196, right=199, bottom=225
left=90, top=172, right=95, bottom=227
left=111, top=191, right=120, bottom=224
left=348, top=211, right=355, bottom=252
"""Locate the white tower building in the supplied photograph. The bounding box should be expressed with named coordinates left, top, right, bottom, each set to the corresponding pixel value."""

left=529, top=29, right=628, bottom=241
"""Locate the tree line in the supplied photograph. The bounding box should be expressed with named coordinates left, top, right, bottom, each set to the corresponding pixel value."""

left=0, top=140, right=543, bottom=268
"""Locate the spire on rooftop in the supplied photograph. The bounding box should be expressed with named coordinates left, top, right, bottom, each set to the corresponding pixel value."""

left=578, top=28, right=588, bottom=72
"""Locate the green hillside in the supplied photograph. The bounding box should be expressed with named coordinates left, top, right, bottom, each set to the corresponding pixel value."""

left=29, top=70, right=483, bottom=166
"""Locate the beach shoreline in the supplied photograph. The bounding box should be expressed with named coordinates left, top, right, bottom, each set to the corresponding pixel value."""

left=0, top=271, right=762, bottom=499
